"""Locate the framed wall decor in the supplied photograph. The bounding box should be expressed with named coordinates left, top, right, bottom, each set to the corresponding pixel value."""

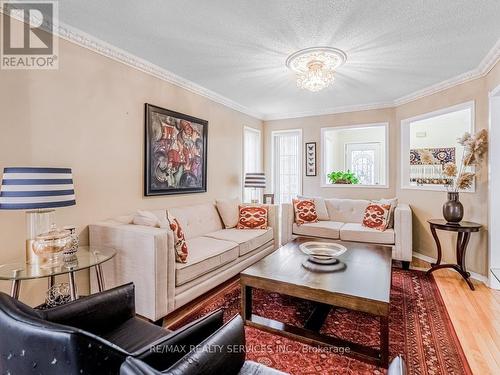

left=305, top=142, right=317, bottom=176
left=263, top=193, right=275, bottom=205
left=145, top=103, right=208, bottom=196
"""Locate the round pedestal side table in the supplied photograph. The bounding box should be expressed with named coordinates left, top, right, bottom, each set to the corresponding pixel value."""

left=426, top=219, right=482, bottom=290
left=0, top=246, right=116, bottom=301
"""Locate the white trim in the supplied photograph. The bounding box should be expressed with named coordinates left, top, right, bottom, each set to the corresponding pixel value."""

left=264, top=101, right=395, bottom=121
left=400, top=101, right=475, bottom=192
left=0, top=7, right=263, bottom=120
left=488, top=85, right=500, bottom=290
left=2, top=6, right=499, bottom=122
left=271, top=129, right=303, bottom=203
left=320, top=122, right=389, bottom=188
left=266, top=39, right=500, bottom=120
left=412, top=252, right=488, bottom=284
left=242, top=126, right=262, bottom=201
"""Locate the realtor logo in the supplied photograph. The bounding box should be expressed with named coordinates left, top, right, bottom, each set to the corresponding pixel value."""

left=1, top=1, right=58, bottom=69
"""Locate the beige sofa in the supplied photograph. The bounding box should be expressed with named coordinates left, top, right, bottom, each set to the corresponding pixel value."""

left=90, top=203, right=279, bottom=322
left=282, top=198, right=412, bottom=266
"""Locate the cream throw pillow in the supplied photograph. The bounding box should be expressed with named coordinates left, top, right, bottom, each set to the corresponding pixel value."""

left=133, top=210, right=159, bottom=227
left=216, top=197, right=240, bottom=228
left=297, top=195, right=329, bottom=221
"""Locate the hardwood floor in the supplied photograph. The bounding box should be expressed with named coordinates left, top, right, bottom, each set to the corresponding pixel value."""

left=412, top=257, right=500, bottom=375
left=164, top=258, right=500, bottom=375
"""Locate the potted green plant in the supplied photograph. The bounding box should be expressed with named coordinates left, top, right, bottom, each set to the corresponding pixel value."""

left=327, top=170, right=360, bottom=184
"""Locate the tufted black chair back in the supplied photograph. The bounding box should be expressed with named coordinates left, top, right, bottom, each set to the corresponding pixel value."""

left=0, top=288, right=129, bottom=374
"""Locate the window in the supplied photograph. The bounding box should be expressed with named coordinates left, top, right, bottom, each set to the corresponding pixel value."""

left=272, top=130, right=302, bottom=204
left=401, top=101, right=474, bottom=191
left=243, top=127, right=261, bottom=202
left=321, top=123, right=388, bottom=187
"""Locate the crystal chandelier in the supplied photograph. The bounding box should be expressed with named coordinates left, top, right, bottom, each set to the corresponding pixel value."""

left=286, top=47, right=347, bottom=92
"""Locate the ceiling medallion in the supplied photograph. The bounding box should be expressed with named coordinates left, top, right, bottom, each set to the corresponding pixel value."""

left=286, top=47, right=347, bottom=92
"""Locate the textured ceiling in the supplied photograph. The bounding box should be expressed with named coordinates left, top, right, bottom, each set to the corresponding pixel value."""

left=58, top=0, right=500, bottom=119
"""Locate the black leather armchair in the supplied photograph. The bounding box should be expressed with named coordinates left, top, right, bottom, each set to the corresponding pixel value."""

left=0, top=283, right=231, bottom=374
left=120, top=314, right=286, bottom=375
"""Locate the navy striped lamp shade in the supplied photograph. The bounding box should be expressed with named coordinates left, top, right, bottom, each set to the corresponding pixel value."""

left=0, top=167, right=76, bottom=210
left=244, top=173, right=266, bottom=188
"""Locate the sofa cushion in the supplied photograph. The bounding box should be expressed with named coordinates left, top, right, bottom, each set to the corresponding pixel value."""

left=340, top=223, right=395, bottom=244
left=292, top=199, right=319, bottom=225
left=216, top=197, right=240, bottom=228
left=205, top=228, right=273, bottom=256
left=325, top=199, right=370, bottom=223
left=298, top=195, right=329, bottom=221
left=168, top=203, right=224, bottom=239
left=292, top=221, right=343, bottom=239
left=176, top=237, right=239, bottom=286
left=362, top=203, right=391, bottom=232
left=166, top=211, right=189, bottom=263
left=237, top=205, right=268, bottom=229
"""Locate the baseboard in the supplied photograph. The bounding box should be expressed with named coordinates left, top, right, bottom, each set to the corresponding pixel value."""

left=412, top=252, right=488, bottom=284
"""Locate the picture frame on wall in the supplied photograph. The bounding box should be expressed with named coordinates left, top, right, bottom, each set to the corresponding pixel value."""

left=263, top=193, right=275, bottom=205
left=144, top=103, right=208, bottom=196
left=305, top=142, right=317, bottom=176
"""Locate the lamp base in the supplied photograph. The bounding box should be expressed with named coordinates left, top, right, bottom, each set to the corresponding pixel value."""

left=26, top=209, right=55, bottom=265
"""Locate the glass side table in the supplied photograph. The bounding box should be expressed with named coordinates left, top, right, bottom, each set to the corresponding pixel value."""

left=0, top=246, right=116, bottom=301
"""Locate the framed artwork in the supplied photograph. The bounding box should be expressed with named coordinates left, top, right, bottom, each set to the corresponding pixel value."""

left=145, top=103, right=208, bottom=196
left=263, top=193, right=275, bottom=205
left=305, top=142, right=317, bottom=176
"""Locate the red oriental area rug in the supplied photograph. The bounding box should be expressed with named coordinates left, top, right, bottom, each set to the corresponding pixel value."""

left=169, top=269, right=471, bottom=375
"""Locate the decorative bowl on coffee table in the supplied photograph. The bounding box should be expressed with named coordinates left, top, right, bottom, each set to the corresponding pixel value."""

left=299, top=241, right=347, bottom=265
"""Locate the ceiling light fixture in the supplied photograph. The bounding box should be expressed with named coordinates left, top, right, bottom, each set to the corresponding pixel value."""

left=286, top=47, right=347, bottom=92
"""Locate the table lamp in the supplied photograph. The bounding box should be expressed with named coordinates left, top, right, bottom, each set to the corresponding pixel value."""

left=0, top=167, right=76, bottom=265
left=244, top=172, right=266, bottom=203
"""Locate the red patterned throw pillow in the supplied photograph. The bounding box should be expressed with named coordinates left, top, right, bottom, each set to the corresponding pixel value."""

left=166, top=211, right=188, bottom=263
left=362, top=203, right=391, bottom=231
left=237, top=205, right=268, bottom=229
left=292, top=199, right=319, bottom=225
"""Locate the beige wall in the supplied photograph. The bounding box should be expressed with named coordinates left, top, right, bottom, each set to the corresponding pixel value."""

left=264, top=108, right=397, bottom=201
left=265, top=61, right=500, bottom=276
left=0, top=31, right=262, bottom=305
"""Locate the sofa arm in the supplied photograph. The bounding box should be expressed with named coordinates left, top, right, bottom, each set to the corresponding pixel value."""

left=267, top=204, right=280, bottom=250
left=281, top=203, right=294, bottom=246
left=137, top=310, right=224, bottom=368
left=121, top=357, right=160, bottom=375
left=394, top=204, right=413, bottom=262
left=90, top=223, right=175, bottom=321
left=43, top=283, right=135, bottom=334
left=121, top=314, right=245, bottom=375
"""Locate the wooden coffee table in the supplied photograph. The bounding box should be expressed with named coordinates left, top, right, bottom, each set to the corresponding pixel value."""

left=240, top=237, right=392, bottom=368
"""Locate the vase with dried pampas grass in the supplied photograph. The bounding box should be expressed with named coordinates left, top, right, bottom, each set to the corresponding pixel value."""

left=441, top=129, right=488, bottom=223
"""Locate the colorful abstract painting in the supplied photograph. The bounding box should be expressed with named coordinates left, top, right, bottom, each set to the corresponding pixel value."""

left=145, top=104, right=207, bottom=196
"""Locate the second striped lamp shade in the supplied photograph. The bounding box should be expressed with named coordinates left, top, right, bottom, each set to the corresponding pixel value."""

left=244, top=173, right=266, bottom=189
left=0, top=167, right=76, bottom=210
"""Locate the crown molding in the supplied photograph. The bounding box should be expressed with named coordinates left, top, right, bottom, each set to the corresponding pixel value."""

left=2, top=5, right=499, bottom=123
left=55, top=22, right=265, bottom=120
left=265, top=38, right=500, bottom=121
left=262, top=101, right=394, bottom=121
left=0, top=5, right=264, bottom=120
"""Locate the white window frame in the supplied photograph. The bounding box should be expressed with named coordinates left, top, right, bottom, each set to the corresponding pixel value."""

left=271, top=129, right=303, bottom=203
left=242, top=126, right=262, bottom=201
left=400, top=101, right=475, bottom=192
left=320, top=122, right=389, bottom=188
